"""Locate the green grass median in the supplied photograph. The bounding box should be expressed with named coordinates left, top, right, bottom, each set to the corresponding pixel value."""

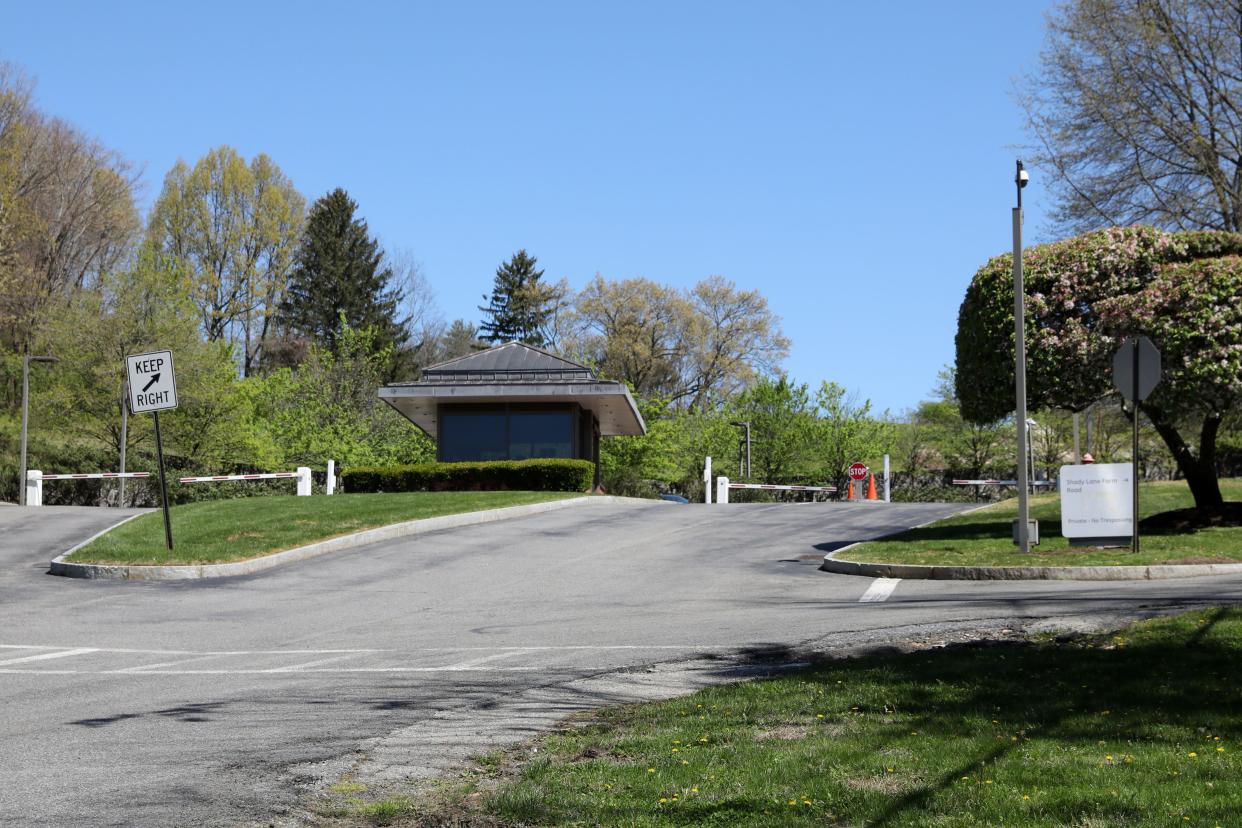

left=396, top=609, right=1241, bottom=828
left=68, top=490, right=577, bottom=566
left=851, top=479, right=1242, bottom=568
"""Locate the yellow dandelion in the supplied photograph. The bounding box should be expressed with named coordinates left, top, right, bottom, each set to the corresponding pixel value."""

left=817, top=714, right=825, bottom=719
left=1189, top=752, right=1198, bottom=758
left=1023, top=795, right=1031, bottom=801
left=671, top=748, right=679, bottom=753
left=691, top=787, right=699, bottom=793
left=681, top=760, right=689, bottom=765
left=985, top=780, right=994, bottom=785
left=659, top=798, right=668, bottom=804
left=648, top=768, right=656, bottom=773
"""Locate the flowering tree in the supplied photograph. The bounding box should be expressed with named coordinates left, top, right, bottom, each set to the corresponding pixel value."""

left=955, top=226, right=1242, bottom=512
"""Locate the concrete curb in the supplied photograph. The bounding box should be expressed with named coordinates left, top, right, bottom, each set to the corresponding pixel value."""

left=820, top=554, right=1242, bottom=581
left=51, top=495, right=652, bottom=581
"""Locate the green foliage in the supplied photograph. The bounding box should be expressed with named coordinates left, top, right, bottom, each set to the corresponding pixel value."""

left=279, top=188, right=407, bottom=367
left=343, top=459, right=594, bottom=494
left=245, top=323, right=434, bottom=468
left=956, top=226, right=1242, bottom=509
left=730, top=377, right=817, bottom=482
left=814, top=381, right=895, bottom=486
left=33, top=249, right=265, bottom=475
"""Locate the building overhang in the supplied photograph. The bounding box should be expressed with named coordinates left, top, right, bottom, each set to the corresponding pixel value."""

left=379, top=381, right=647, bottom=439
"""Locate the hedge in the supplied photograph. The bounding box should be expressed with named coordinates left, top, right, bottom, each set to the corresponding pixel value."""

left=342, top=459, right=595, bottom=494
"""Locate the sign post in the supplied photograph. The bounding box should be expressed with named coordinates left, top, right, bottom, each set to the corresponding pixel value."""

left=126, top=350, right=179, bottom=550
left=848, top=462, right=868, bottom=500
left=1111, top=336, right=1161, bottom=554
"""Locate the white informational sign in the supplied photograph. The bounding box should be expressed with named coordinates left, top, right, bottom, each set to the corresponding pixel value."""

left=125, top=350, right=178, bottom=413
left=1059, top=462, right=1133, bottom=539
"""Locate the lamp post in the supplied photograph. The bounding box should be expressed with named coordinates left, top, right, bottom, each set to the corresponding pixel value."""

left=730, top=421, right=751, bottom=478
left=1013, top=160, right=1031, bottom=552
left=18, top=355, right=59, bottom=506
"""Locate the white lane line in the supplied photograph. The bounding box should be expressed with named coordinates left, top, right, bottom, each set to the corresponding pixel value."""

left=0, top=647, right=98, bottom=666
left=1, top=667, right=576, bottom=675
left=260, top=653, right=367, bottom=673
left=440, top=649, right=534, bottom=671
left=859, top=578, right=901, bottom=603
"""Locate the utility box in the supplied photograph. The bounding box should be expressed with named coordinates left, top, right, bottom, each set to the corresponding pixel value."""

left=1012, top=519, right=1040, bottom=546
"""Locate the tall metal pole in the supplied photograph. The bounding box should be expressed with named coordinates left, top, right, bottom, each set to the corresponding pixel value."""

left=153, top=411, right=174, bottom=551
left=18, top=355, right=57, bottom=506
left=745, top=422, right=751, bottom=478
left=1013, top=161, right=1031, bottom=553
left=18, top=356, right=30, bottom=507
left=119, top=380, right=129, bottom=507
left=1131, top=339, right=1140, bottom=554
left=1072, top=412, right=1081, bottom=464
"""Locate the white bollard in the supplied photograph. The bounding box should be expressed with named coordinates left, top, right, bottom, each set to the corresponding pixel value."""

left=296, top=466, right=312, bottom=497
left=26, top=470, right=43, bottom=507
left=883, top=454, right=891, bottom=503
left=703, top=456, right=712, bottom=504
left=716, top=475, right=730, bottom=504
left=326, top=460, right=336, bottom=496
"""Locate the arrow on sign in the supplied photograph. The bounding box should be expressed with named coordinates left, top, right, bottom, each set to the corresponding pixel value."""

left=142, top=373, right=160, bottom=392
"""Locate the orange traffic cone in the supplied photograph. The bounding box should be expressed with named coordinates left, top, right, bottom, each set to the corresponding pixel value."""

left=844, top=479, right=854, bottom=500
left=866, top=474, right=878, bottom=500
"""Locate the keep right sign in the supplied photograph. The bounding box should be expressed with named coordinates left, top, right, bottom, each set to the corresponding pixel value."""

left=126, top=350, right=178, bottom=414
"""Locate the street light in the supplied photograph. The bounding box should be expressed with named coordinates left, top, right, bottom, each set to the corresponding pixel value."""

left=18, top=355, right=59, bottom=506
left=730, top=421, right=751, bottom=478
left=1013, top=160, right=1031, bottom=552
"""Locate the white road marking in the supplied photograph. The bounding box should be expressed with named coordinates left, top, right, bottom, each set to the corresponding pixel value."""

left=440, top=649, right=533, bottom=671
left=0, top=643, right=726, bottom=676
left=859, top=578, right=900, bottom=603
left=260, top=653, right=367, bottom=673
left=0, top=647, right=98, bottom=666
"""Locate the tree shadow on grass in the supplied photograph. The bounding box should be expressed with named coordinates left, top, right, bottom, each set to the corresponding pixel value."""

left=827, top=607, right=1241, bottom=826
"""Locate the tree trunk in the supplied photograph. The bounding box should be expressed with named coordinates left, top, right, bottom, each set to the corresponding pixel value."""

left=1140, top=403, right=1224, bottom=512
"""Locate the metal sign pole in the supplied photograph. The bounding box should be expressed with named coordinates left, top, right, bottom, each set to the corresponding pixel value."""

left=1131, top=338, right=1140, bottom=554
left=153, top=411, right=174, bottom=551
left=119, top=380, right=128, bottom=507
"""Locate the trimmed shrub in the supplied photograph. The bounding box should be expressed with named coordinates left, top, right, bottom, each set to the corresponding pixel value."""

left=342, top=459, right=594, bottom=494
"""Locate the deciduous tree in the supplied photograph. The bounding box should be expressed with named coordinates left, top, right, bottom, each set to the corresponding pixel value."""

left=1021, top=0, right=1242, bottom=232
left=147, top=146, right=303, bottom=375
left=956, top=226, right=1242, bottom=511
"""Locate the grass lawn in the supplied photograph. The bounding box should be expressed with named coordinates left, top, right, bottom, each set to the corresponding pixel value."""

left=68, top=490, right=577, bottom=566
left=852, top=479, right=1242, bottom=567
left=374, top=609, right=1241, bottom=828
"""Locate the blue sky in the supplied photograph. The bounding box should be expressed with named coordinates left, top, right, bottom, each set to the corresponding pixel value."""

left=4, top=1, right=1054, bottom=414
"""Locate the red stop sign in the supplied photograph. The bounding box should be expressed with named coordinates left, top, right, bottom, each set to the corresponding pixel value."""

left=848, top=463, right=868, bottom=481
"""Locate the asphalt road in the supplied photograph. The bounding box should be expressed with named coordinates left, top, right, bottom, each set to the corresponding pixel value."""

left=2, top=500, right=1241, bottom=827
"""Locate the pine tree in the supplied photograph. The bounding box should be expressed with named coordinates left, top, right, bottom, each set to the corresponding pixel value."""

left=478, top=249, right=558, bottom=346
left=280, top=188, right=406, bottom=357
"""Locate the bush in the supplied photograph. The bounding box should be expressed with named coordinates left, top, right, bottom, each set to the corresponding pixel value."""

left=343, top=459, right=595, bottom=494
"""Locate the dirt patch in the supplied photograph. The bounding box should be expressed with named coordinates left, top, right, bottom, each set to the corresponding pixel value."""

left=225, top=531, right=264, bottom=541
left=843, top=774, right=911, bottom=794
left=755, top=725, right=811, bottom=742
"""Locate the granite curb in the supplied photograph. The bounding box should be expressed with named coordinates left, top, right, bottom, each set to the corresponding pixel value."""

left=820, top=552, right=1242, bottom=581
left=51, top=495, right=652, bottom=581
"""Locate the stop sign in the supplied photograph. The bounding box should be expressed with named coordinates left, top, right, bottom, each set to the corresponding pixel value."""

left=848, top=463, right=868, bottom=481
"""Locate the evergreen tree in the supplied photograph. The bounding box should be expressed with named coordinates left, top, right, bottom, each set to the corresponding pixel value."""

left=280, top=188, right=406, bottom=358
left=478, top=249, right=559, bottom=346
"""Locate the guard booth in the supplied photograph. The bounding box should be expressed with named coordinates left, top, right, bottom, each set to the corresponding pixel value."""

left=378, top=342, right=646, bottom=488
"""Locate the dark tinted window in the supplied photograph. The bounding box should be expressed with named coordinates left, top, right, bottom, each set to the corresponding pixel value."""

left=509, top=412, right=573, bottom=459
left=440, top=412, right=508, bottom=461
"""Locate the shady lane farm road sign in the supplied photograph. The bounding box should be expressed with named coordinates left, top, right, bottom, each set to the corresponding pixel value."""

left=126, top=350, right=178, bottom=413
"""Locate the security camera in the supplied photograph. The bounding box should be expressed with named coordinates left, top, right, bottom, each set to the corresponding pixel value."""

left=1018, top=168, right=1030, bottom=188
